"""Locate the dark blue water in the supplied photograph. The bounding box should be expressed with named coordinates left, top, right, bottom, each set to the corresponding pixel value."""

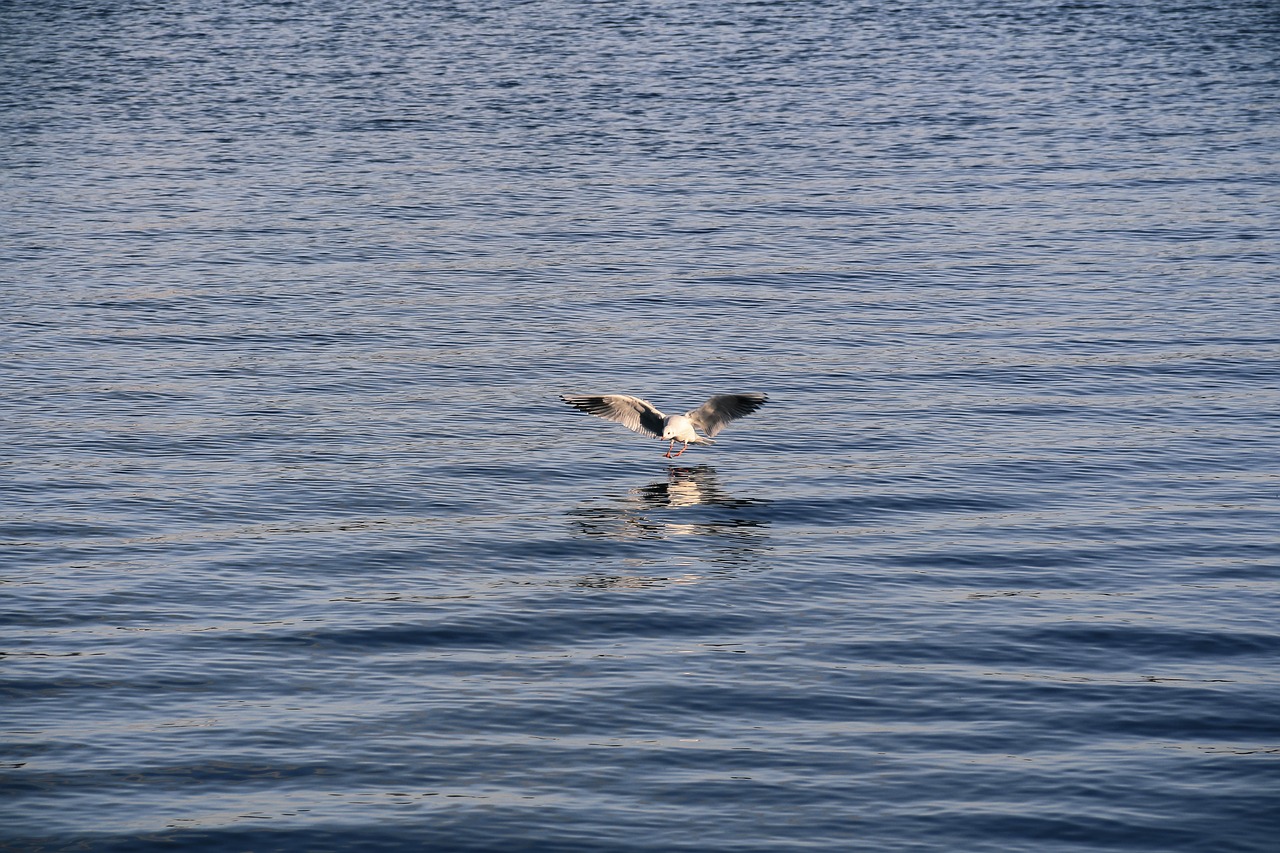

left=3, top=1, right=1279, bottom=850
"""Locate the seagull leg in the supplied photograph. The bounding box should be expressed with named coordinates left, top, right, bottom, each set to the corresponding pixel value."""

left=664, top=440, right=676, bottom=458
left=672, top=441, right=689, bottom=458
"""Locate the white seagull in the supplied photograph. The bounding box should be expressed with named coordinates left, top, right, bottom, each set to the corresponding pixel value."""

left=560, top=393, right=767, bottom=458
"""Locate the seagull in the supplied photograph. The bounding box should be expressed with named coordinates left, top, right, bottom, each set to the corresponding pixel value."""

left=560, top=393, right=767, bottom=458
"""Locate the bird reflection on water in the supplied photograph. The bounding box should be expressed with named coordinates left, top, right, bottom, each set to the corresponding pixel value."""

left=632, top=465, right=768, bottom=515
left=568, top=465, right=772, bottom=588
left=571, top=465, right=770, bottom=538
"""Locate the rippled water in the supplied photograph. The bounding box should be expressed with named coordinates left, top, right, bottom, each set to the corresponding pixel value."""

left=3, top=0, right=1279, bottom=850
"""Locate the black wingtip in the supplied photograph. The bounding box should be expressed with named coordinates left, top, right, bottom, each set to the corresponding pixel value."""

left=560, top=394, right=602, bottom=415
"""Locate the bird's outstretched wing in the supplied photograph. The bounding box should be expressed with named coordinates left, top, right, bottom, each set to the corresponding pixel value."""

left=686, top=393, right=767, bottom=437
left=561, top=394, right=667, bottom=438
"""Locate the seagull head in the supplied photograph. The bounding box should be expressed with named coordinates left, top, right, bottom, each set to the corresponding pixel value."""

left=659, top=414, right=697, bottom=443
left=659, top=415, right=682, bottom=441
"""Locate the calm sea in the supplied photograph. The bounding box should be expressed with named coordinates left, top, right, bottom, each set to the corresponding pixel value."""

left=3, top=0, right=1279, bottom=850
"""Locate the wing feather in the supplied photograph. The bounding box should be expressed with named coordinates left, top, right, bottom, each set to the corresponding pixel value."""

left=560, top=394, right=667, bottom=438
left=686, top=393, right=767, bottom=437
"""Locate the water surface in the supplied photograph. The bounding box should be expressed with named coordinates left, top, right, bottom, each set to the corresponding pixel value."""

left=3, top=1, right=1279, bottom=850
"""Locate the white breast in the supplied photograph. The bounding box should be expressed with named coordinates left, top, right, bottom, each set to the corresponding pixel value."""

left=664, top=414, right=699, bottom=441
